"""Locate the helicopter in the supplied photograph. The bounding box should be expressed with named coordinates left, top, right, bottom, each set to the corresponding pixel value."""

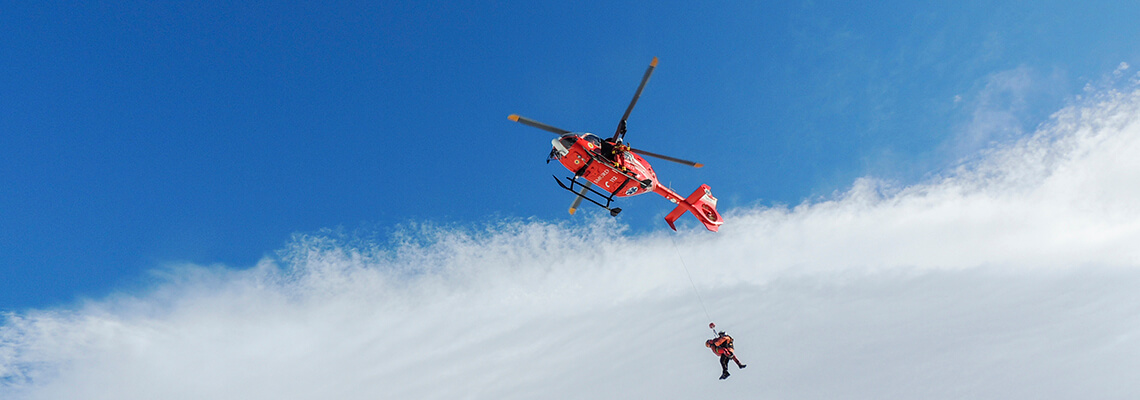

left=508, top=57, right=723, bottom=232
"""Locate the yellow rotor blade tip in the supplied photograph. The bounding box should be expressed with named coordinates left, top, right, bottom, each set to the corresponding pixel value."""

left=694, top=163, right=704, bottom=168
left=650, top=57, right=659, bottom=67
left=508, top=114, right=520, bottom=121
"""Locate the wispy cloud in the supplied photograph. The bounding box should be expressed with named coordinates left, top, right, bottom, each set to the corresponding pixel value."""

left=946, top=66, right=1070, bottom=162
left=4, top=86, right=1140, bottom=399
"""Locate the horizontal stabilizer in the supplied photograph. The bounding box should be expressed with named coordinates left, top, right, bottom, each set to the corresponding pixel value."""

left=664, top=185, right=723, bottom=232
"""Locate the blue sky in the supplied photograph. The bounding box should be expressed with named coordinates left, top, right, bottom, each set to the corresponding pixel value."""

left=3, top=0, right=1140, bottom=310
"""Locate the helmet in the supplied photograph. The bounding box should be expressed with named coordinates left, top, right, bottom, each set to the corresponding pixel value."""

left=709, top=322, right=716, bottom=329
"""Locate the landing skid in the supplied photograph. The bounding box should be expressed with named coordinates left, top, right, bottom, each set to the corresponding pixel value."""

left=553, top=175, right=623, bottom=216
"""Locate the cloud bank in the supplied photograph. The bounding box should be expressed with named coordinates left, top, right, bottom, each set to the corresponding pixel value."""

left=4, top=84, right=1140, bottom=399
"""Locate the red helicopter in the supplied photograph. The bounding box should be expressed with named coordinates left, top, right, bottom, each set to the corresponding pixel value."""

left=508, top=57, right=723, bottom=232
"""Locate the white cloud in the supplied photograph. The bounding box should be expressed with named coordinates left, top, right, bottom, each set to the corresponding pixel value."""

left=4, top=88, right=1140, bottom=399
left=1114, top=62, right=1130, bottom=77
left=947, top=66, right=1069, bottom=161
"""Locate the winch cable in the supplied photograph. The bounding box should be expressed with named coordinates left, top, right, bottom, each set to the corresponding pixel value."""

left=668, top=233, right=716, bottom=333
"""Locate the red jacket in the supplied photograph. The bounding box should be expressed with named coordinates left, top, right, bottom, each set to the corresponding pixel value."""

left=706, top=335, right=734, bottom=356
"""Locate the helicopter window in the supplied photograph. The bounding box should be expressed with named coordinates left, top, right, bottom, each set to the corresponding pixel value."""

left=582, top=134, right=603, bottom=147
left=551, top=135, right=577, bottom=159
left=559, top=135, right=578, bottom=148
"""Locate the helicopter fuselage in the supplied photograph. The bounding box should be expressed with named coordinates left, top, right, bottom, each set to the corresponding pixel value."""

left=551, top=133, right=658, bottom=198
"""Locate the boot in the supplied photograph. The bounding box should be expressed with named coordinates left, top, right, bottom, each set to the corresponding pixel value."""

left=719, top=371, right=730, bottom=380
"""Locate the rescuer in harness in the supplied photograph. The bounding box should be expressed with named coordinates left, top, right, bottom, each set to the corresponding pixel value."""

left=706, top=328, right=746, bottom=380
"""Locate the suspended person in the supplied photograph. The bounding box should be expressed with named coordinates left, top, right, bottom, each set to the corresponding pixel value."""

left=706, top=330, right=746, bottom=380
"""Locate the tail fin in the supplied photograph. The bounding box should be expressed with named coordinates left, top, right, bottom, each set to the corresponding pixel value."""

left=664, top=184, right=723, bottom=232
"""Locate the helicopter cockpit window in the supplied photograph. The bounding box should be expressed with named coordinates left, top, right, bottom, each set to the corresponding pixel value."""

left=551, top=134, right=578, bottom=159
left=582, top=134, right=603, bottom=148
left=560, top=134, right=579, bottom=148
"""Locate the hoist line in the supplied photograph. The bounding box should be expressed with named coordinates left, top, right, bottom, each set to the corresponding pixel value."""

left=668, top=233, right=714, bottom=326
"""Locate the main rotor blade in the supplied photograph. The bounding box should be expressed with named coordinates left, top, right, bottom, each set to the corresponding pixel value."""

left=629, top=147, right=704, bottom=168
left=568, top=181, right=592, bottom=215
left=612, top=57, right=658, bottom=141
left=508, top=114, right=571, bottom=135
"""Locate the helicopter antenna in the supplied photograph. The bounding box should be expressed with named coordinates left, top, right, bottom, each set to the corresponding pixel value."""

left=612, top=57, right=658, bottom=142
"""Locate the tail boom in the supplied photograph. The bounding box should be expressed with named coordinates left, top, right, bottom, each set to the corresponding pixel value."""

left=656, top=184, right=723, bottom=232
